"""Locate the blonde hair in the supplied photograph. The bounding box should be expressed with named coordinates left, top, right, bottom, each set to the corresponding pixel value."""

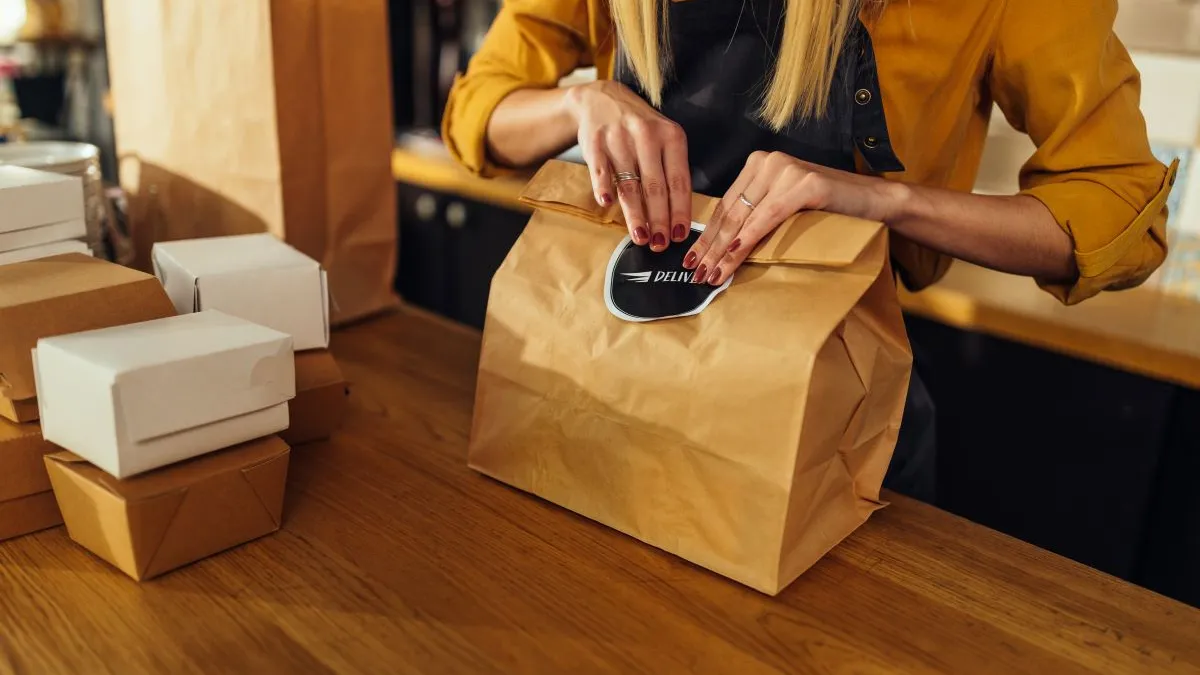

left=609, top=0, right=862, bottom=130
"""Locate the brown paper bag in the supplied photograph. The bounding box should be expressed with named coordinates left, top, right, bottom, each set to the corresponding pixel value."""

left=103, top=0, right=398, bottom=324
left=468, top=160, right=912, bottom=595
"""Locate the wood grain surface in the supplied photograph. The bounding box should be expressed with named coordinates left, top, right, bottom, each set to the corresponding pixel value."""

left=392, top=147, right=1200, bottom=390
left=1, top=307, right=1198, bottom=674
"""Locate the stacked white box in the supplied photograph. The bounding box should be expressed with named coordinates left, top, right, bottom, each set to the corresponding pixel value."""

left=33, top=310, right=296, bottom=478
left=152, top=234, right=330, bottom=351
left=0, top=166, right=88, bottom=263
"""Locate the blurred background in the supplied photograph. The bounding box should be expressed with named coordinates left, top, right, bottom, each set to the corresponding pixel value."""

left=1, top=0, right=1198, bottom=606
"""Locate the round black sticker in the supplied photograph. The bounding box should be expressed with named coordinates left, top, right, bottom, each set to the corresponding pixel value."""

left=604, top=225, right=733, bottom=323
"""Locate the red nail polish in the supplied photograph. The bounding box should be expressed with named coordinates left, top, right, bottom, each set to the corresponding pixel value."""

left=727, top=238, right=741, bottom=253
left=634, top=227, right=649, bottom=243
left=707, top=268, right=721, bottom=285
left=672, top=224, right=686, bottom=240
left=683, top=251, right=698, bottom=269
left=599, top=193, right=612, bottom=206
left=693, top=264, right=707, bottom=283
left=652, top=233, right=667, bottom=249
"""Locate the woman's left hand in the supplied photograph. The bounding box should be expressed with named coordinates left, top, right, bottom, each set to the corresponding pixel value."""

left=682, top=150, right=907, bottom=285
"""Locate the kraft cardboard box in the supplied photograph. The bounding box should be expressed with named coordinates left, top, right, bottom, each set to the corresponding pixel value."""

left=0, top=253, right=176, bottom=422
left=34, top=310, right=296, bottom=479
left=45, top=436, right=290, bottom=581
left=281, top=350, right=348, bottom=446
left=0, top=492, right=61, bottom=542
left=152, top=234, right=330, bottom=350
left=0, top=418, right=62, bottom=541
left=0, top=166, right=84, bottom=235
left=0, top=398, right=39, bottom=427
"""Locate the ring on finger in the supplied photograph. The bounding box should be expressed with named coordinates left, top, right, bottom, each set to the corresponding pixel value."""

left=614, top=171, right=641, bottom=183
left=737, top=193, right=756, bottom=210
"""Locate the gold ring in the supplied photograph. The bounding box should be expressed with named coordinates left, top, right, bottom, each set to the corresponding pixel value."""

left=614, top=171, right=641, bottom=183
left=738, top=193, right=755, bottom=209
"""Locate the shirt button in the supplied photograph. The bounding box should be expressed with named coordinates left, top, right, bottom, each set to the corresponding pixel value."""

left=863, top=136, right=879, bottom=149
left=855, top=89, right=872, bottom=105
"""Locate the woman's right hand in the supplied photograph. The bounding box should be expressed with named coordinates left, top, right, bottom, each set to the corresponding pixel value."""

left=565, top=81, right=692, bottom=251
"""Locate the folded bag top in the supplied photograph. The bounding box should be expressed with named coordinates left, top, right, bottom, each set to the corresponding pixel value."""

left=518, top=160, right=884, bottom=269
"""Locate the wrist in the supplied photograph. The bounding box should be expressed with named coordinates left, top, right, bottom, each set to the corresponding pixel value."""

left=876, top=178, right=918, bottom=230
left=562, top=80, right=602, bottom=125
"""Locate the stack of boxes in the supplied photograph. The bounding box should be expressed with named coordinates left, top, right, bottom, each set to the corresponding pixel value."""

left=37, top=310, right=296, bottom=580
left=0, top=421, right=63, bottom=542
left=0, top=235, right=348, bottom=580
left=152, top=234, right=349, bottom=446
left=0, top=166, right=90, bottom=265
left=0, top=254, right=176, bottom=540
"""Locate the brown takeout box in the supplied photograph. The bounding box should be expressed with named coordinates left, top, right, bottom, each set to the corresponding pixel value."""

left=0, top=418, right=62, bottom=541
left=281, top=350, right=349, bottom=446
left=0, top=253, right=176, bottom=422
left=44, top=436, right=290, bottom=581
left=469, top=161, right=913, bottom=595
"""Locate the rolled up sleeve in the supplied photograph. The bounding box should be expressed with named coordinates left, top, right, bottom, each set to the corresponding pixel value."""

left=989, top=0, right=1176, bottom=304
left=441, top=0, right=603, bottom=177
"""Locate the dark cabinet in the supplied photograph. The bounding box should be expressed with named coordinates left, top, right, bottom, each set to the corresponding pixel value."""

left=396, top=182, right=527, bottom=329
left=906, top=315, right=1174, bottom=580
left=1136, top=386, right=1200, bottom=608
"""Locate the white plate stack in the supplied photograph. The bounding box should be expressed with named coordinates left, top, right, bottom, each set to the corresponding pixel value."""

left=0, top=165, right=89, bottom=266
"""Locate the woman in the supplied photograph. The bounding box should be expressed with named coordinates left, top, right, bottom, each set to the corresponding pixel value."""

left=442, top=0, right=1175, bottom=503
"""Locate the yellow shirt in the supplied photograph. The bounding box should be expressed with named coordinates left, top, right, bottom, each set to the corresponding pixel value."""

left=443, top=0, right=1178, bottom=304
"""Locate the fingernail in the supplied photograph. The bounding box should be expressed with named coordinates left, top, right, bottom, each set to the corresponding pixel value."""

left=707, top=267, right=722, bottom=285
left=683, top=251, right=698, bottom=269
left=672, top=224, right=686, bottom=241
left=727, top=238, right=742, bottom=253
left=651, top=233, right=667, bottom=249
left=599, top=193, right=612, bottom=206
left=693, top=264, right=707, bottom=283
left=634, top=227, right=649, bottom=243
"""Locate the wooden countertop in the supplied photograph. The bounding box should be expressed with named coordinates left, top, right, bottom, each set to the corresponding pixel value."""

left=394, top=147, right=1200, bottom=390
left=3, top=308, right=1198, bottom=673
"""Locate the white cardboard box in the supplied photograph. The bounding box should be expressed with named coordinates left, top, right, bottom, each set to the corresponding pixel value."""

left=0, top=166, right=85, bottom=234
left=0, top=219, right=87, bottom=253
left=0, top=239, right=90, bottom=266
left=152, top=234, right=330, bottom=350
left=34, top=310, right=296, bottom=478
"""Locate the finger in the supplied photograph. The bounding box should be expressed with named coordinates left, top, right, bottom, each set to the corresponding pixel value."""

left=698, top=170, right=773, bottom=285
left=661, top=124, right=692, bottom=243
left=631, top=123, right=671, bottom=252
left=683, top=169, right=753, bottom=278
left=683, top=150, right=767, bottom=273
left=708, top=170, right=828, bottom=286
left=581, top=133, right=615, bottom=208
left=705, top=186, right=789, bottom=286
left=607, top=133, right=650, bottom=246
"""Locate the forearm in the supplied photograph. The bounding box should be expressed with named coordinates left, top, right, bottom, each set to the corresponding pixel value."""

left=485, top=87, right=579, bottom=169
left=885, top=183, right=1076, bottom=281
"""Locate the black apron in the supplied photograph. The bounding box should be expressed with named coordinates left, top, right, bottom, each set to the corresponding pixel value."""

left=616, top=0, right=937, bottom=503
